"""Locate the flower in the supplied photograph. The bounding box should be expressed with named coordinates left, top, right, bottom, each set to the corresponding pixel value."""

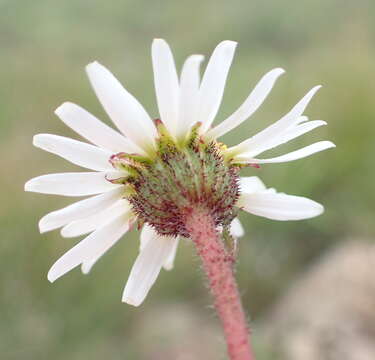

left=25, top=39, right=334, bottom=306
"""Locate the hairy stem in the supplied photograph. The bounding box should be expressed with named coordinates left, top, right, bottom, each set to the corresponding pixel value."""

left=185, top=207, right=255, bottom=360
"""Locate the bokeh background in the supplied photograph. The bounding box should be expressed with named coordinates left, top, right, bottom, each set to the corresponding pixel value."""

left=1, top=1, right=375, bottom=359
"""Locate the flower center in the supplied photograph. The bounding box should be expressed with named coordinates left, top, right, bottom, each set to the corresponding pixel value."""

left=110, top=122, right=240, bottom=237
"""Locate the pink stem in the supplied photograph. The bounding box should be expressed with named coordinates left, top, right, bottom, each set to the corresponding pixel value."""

left=185, top=207, right=255, bottom=360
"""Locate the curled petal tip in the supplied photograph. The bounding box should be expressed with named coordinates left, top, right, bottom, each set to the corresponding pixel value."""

left=81, top=263, right=91, bottom=275
left=24, top=180, right=33, bottom=192
left=317, top=203, right=325, bottom=215
left=32, top=134, right=42, bottom=147
left=163, top=264, right=174, bottom=271
left=38, top=220, right=47, bottom=234
left=38, top=216, right=55, bottom=234
left=152, top=39, right=170, bottom=50
left=221, top=39, right=237, bottom=45
left=54, top=102, right=73, bottom=116
left=272, top=67, right=286, bottom=74
left=122, top=296, right=140, bottom=307
left=153, top=38, right=166, bottom=44
left=325, top=141, right=336, bottom=148
left=189, top=54, right=205, bottom=62
left=218, top=40, right=238, bottom=49
left=54, top=104, right=64, bottom=116
left=309, top=204, right=325, bottom=219
left=85, top=61, right=102, bottom=73
left=47, top=272, right=56, bottom=283
left=60, top=227, right=71, bottom=238
left=304, top=85, right=322, bottom=99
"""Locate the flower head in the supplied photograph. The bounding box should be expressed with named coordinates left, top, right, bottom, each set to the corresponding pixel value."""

left=25, top=39, right=334, bottom=306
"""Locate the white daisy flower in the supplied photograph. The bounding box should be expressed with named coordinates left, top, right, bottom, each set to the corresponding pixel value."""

left=25, top=39, right=334, bottom=306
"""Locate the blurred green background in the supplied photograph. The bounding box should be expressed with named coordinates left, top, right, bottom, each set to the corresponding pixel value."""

left=1, top=0, right=374, bottom=359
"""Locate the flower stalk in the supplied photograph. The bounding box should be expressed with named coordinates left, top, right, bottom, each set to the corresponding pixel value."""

left=185, top=207, right=255, bottom=360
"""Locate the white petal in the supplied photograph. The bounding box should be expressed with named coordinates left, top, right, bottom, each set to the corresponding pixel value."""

left=283, top=120, right=327, bottom=140
left=230, top=218, right=244, bottom=238
left=177, top=55, right=204, bottom=140
left=206, top=68, right=285, bottom=139
left=61, top=199, right=131, bottom=238
left=255, top=120, right=327, bottom=156
left=239, top=192, right=324, bottom=221
left=162, top=237, right=179, bottom=271
left=139, top=224, right=155, bottom=251
left=152, top=39, right=180, bottom=138
left=55, top=102, right=142, bottom=154
left=198, top=41, right=237, bottom=133
left=236, top=120, right=327, bottom=160
left=239, top=176, right=267, bottom=194
left=81, top=214, right=134, bottom=274
left=237, top=141, right=336, bottom=164
left=25, top=172, right=122, bottom=196
left=140, top=225, right=179, bottom=271
left=39, top=187, right=124, bottom=233
left=231, top=86, right=321, bottom=156
left=86, top=62, right=157, bottom=153
left=47, top=212, right=130, bottom=282
left=33, top=134, right=113, bottom=171
left=122, top=235, right=176, bottom=306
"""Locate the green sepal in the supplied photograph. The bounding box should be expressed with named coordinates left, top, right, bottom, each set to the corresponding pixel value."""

left=155, top=119, right=178, bottom=154
left=185, top=121, right=202, bottom=148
